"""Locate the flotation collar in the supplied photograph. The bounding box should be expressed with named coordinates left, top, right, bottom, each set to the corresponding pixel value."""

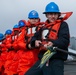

left=61, top=12, right=73, bottom=21
left=26, top=19, right=44, bottom=27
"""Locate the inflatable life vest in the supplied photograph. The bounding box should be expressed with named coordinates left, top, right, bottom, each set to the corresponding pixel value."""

left=5, top=35, right=12, bottom=49
left=17, top=27, right=27, bottom=50
left=43, top=12, right=72, bottom=40
left=26, top=21, right=38, bottom=37
left=12, top=28, right=20, bottom=50
left=26, top=21, right=44, bottom=43
left=17, top=27, right=26, bottom=42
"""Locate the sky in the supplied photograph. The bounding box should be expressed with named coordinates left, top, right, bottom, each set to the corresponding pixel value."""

left=0, top=0, right=76, bottom=37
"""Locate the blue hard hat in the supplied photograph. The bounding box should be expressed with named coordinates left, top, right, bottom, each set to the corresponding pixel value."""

left=18, top=20, right=25, bottom=27
left=28, top=10, right=39, bottom=18
left=5, top=29, right=12, bottom=35
left=0, top=33, right=5, bottom=41
left=43, top=2, right=60, bottom=14
left=13, top=24, right=19, bottom=29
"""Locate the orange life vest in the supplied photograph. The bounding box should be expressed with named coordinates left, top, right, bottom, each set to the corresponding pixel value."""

left=44, top=12, right=72, bottom=40
left=17, top=27, right=27, bottom=50
left=26, top=21, right=44, bottom=42
left=12, top=29, right=20, bottom=50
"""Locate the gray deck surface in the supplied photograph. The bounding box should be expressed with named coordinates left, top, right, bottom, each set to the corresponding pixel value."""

left=64, top=61, right=76, bottom=75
